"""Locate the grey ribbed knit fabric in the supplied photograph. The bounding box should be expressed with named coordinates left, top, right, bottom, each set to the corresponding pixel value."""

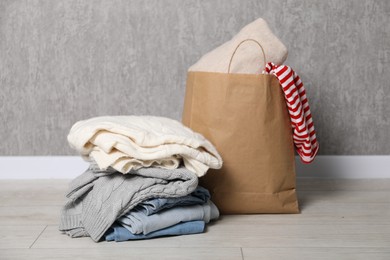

left=59, top=164, right=198, bottom=242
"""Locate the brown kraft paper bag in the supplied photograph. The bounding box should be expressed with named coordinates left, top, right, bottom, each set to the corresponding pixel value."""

left=182, top=40, right=299, bottom=214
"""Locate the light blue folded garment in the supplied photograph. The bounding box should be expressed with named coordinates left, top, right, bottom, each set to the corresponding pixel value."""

left=117, top=200, right=219, bottom=235
left=136, top=186, right=210, bottom=216
left=105, top=221, right=205, bottom=242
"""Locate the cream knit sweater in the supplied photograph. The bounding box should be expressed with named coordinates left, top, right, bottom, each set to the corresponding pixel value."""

left=189, top=18, right=288, bottom=74
left=67, top=116, right=222, bottom=177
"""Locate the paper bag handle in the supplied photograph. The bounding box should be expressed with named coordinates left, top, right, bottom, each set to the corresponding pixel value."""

left=228, top=39, right=266, bottom=73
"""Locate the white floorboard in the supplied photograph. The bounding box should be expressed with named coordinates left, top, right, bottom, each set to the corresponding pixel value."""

left=0, top=179, right=389, bottom=260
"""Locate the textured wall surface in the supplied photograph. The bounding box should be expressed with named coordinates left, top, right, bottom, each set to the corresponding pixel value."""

left=0, top=0, right=389, bottom=155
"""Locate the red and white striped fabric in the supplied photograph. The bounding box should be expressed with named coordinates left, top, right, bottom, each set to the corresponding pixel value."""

left=264, top=62, right=319, bottom=163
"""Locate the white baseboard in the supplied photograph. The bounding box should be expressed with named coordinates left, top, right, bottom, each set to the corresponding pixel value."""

left=0, top=156, right=388, bottom=179
left=0, top=156, right=89, bottom=179
left=294, top=155, right=389, bottom=179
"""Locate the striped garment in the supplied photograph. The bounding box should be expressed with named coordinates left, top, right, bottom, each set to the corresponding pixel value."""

left=264, top=62, right=319, bottom=163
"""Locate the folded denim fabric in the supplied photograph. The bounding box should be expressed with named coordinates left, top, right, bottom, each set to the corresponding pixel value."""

left=135, top=186, right=210, bottom=216
left=59, top=164, right=198, bottom=242
left=117, top=200, right=219, bottom=235
left=105, top=221, right=205, bottom=242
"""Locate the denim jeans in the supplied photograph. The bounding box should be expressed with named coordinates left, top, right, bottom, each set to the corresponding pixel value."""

left=135, top=186, right=210, bottom=215
left=118, top=200, right=219, bottom=235
left=105, top=221, right=205, bottom=242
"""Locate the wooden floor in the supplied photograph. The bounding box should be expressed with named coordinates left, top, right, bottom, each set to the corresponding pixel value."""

left=0, top=179, right=389, bottom=260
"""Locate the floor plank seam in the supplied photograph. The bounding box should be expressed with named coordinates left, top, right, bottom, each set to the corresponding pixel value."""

left=0, top=225, right=56, bottom=227
left=0, top=205, right=64, bottom=207
left=29, top=225, right=47, bottom=249
left=241, top=246, right=390, bottom=249
left=21, top=246, right=244, bottom=250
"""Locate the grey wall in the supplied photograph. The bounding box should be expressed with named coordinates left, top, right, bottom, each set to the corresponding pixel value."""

left=0, top=0, right=389, bottom=156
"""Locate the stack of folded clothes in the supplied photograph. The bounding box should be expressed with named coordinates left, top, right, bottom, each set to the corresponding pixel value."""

left=59, top=116, right=223, bottom=242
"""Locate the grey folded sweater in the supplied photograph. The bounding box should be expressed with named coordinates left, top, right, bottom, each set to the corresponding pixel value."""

left=59, top=164, right=198, bottom=242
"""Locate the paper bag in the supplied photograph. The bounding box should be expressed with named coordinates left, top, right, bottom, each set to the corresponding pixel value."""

left=182, top=40, right=299, bottom=214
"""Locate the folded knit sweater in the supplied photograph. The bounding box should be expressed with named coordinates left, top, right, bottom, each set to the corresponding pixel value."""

left=59, top=164, right=198, bottom=242
left=67, top=116, right=222, bottom=177
left=189, top=18, right=288, bottom=74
